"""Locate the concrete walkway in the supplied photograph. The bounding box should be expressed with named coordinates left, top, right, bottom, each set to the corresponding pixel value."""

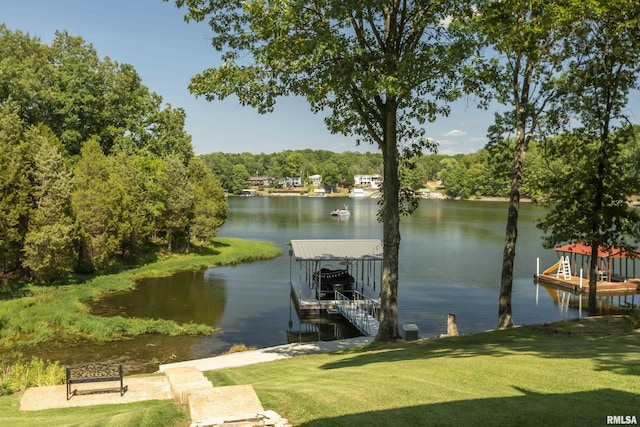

left=159, top=336, right=374, bottom=373
left=20, top=376, right=172, bottom=411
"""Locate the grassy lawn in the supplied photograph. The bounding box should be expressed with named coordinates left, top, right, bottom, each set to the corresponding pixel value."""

left=204, top=317, right=640, bottom=427
left=0, top=237, right=282, bottom=350
left=0, top=317, right=638, bottom=426
left=0, top=393, right=188, bottom=427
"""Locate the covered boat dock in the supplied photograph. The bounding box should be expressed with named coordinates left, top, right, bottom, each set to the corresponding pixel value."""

left=535, top=243, right=640, bottom=294
left=289, top=239, right=383, bottom=336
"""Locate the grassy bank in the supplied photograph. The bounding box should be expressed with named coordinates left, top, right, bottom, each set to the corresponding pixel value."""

left=0, top=237, right=281, bottom=350
left=206, top=317, right=640, bottom=427
left=0, top=393, right=188, bottom=427
left=1, top=317, right=638, bottom=426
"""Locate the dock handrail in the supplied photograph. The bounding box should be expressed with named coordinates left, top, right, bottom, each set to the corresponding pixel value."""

left=334, top=290, right=379, bottom=336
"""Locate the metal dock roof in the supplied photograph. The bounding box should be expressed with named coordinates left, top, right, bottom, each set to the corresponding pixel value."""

left=290, top=239, right=383, bottom=261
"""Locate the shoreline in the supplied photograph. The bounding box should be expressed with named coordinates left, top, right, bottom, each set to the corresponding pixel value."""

left=0, top=237, right=282, bottom=356
left=237, top=191, right=532, bottom=203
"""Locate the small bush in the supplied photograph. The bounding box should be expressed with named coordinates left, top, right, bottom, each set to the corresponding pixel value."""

left=224, top=343, right=258, bottom=354
left=0, top=356, right=65, bottom=395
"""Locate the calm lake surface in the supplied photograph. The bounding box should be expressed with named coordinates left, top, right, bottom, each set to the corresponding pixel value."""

left=90, top=197, right=581, bottom=369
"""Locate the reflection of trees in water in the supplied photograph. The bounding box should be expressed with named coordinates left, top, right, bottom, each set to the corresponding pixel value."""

left=90, top=269, right=227, bottom=326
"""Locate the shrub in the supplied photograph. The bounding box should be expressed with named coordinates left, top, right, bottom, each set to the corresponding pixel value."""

left=224, top=343, right=258, bottom=354
left=0, top=356, right=65, bottom=395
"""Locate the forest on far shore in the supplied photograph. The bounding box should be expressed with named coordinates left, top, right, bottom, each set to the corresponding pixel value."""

left=201, top=129, right=640, bottom=200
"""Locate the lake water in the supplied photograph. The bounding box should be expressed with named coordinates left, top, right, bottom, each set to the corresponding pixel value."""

left=90, top=196, right=581, bottom=368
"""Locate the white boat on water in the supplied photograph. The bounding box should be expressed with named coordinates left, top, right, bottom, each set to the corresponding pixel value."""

left=330, top=205, right=350, bottom=216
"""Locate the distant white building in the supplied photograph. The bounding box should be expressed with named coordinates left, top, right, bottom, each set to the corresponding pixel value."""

left=282, top=176, right=303, bottom=187
left=354, top=174, right=382, bottom=189
left=309, top=174, right=322, bottom=187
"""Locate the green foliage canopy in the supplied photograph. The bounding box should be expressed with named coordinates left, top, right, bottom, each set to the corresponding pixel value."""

left=0, top=25, right=227, bottom=282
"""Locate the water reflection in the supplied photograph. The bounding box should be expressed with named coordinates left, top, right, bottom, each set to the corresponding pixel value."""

left=91, top=269, right=227, bottom=326
left=535, top=282, right=638, bottom=316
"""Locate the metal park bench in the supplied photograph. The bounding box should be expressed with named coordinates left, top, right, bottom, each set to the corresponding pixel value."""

left=66, top=362, right=127, bottom=400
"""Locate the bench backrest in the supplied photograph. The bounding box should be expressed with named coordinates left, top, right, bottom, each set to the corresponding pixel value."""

left=67, top=363, right=122, bottom=380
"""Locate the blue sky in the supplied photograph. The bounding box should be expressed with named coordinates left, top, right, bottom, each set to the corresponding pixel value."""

left=3, top=1, right=638, bottom=156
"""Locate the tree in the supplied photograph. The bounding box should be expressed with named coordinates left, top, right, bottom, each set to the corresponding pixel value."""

left=22, top=125, right=75, bottom=284
left=189, top=157, right=228, bottom=244
left=228, top=164, right=250, bottom=195
left=170, top=0, right=473, bottom=340
left=71, top=139, right=126, bottom=271
left=470, top=0, right=576, bottom=328
left=537, top=0, right=640, bottom=315
left=49, top=31, right=105, bottom=157
left=0, top=25, right=53, bottom=125
left=160, top=155, right=194, bottom=253
left=320, top=161, right=341, bottom=193
left=0, top=102, right=32, bottom=273
left=146, top=105, right=195, bottom=163
left=108, top=149, right=168, bottom=259
left=284, top=152, right=303, bottom=179
left=130, top=152, right=169, bottom=246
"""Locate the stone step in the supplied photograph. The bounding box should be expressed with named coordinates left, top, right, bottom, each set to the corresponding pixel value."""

left=163, top=366, right=213, bottom=405
left=187, top=384, right=264, bottom=425
left=162, top=366, right=290, bottom=426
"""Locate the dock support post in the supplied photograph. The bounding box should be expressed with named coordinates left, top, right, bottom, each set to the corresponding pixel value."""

left=536, top=257, right=539, bottom=277
left=579, top=269, right=583, bottom=289
left=579, top=293, right=583, bottom=317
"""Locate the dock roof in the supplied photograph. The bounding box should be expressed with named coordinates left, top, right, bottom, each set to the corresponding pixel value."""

left=290, top=239, right=383, bottom=261
left=555, top=243, right=640, bottom=259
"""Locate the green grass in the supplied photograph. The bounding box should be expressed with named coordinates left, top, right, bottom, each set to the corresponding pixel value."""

left=204, top=317, right=640, bottom=427
left=0, top=393, right=188, bottom=427
left=0, top=237, right=281, bottom=350
left=0, top=317, right=638, bottom=426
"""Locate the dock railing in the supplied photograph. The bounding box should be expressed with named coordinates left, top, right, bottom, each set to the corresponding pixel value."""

left=334, top=290, right=380, bottom=336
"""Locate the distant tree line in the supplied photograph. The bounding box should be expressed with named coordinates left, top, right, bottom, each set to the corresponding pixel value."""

left=201, top=150, right=384, bottom=194
left=0, top=25, right=227, bottom=284
left=201, top=129, right=640, bottom=200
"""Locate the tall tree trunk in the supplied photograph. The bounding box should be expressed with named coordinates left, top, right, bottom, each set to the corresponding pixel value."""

left=498, top=114, right=528, bottom=329
left=587, top=136, right=608, bottom=315
left=376, top=101, right=401, bottom=341
left=588, top=243, right=599, bottom=316
left=498, top=55, right=533, bottom=329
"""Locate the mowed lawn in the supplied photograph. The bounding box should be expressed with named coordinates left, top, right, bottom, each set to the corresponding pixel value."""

left=206, top=317, right=640, bottom=427
left=1, top=317, right=638, bottom=426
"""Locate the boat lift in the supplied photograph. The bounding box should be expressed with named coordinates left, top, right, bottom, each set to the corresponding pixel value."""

left=289, top=239, right=383, bottom=336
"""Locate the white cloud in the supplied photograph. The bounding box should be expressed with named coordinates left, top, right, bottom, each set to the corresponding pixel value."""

left=443, top=129, right=467, bottom=137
